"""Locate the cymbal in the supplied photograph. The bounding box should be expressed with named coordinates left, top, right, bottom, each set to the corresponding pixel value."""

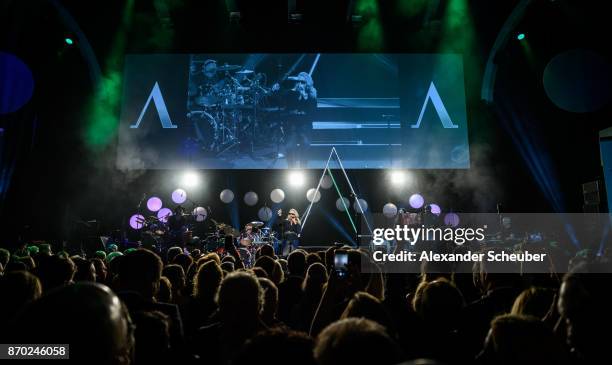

left=236, top=69, right=254, bottom=74
left=217, top=223, right=240, bottom=236
left=217, top=64, right=241, bottom=71
left=250, top=221, right=264, bottom=228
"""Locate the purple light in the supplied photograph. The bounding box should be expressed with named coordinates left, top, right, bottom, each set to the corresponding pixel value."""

left=429, top=204, right=441, bottom=216
left=147, top=197, right=162, bottom=212
left=157, top=208, right=173, bottom=223
left=409, top=194, right=424, bottom=209
left=171, top=189, right=187, bottom=204
left=129, top=214, right=145, bottom=230
left=444, top=213, right=460, bottom=227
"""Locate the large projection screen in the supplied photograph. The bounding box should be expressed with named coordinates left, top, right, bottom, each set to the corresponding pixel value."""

left=118, top=54, right=470, bottom=169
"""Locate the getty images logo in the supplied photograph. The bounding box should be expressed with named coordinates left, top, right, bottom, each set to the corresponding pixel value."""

left=129, top=80, right=458, bottom=129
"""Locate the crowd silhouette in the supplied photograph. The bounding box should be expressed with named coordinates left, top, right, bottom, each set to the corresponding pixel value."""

left=0, top=239, right=610, bottom=365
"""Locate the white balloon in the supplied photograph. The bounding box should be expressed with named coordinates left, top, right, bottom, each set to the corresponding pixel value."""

left=383, top=203, right=398, bottom=218
left=306, top=188, right=321, bottom=203
left=336, top=197, right=350, bottom=212
left=320, top=175, right=333, bottom=189
left=220, top=189, right=234, bottom=203
left=270, top=188, right=285, bottom=204
left=244, top=191, right=259, bottom=206
left=193, top=207, right=207, bottom=222
left=354, top=198, right=368, bottom=213
left=258, top=206, right=273, bottom=222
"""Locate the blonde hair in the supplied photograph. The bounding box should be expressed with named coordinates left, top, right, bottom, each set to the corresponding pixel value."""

left=287, top=208, right=301, bottom=225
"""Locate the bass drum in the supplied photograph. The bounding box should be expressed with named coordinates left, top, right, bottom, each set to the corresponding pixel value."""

left=190, top=111, right=218, bottom=152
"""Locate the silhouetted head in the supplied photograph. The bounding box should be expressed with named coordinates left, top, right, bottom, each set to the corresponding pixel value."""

left=558, top=261, right=612, bottom=362
left=235, top=328, right=316, bottom=365
left=341, top=291, right=392, bottom=330
left=118, top=249, right=163, bottom=300
left=72, top=256, right=97, bottom=282
left=478, top=314, right=569, bottom=365
left=13, top=282, right=134, bottom=364
left=36, top=254, right=76, bottom=292
left=193, top=260, right=223, bottom=301
left=315, top=318, right=402, bottom=365
left=217, top=271, right=263, bottom=320
left=412, top=279, right=465, bottom=332
left=288, top=250, right=307, bottom=277
left=162, top=264, right=186, bottom=294
left=0, top=271, right=42, bottom=325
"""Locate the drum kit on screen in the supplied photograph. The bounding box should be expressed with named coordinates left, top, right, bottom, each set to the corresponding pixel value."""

left=188, top=63, right=280, bottom=156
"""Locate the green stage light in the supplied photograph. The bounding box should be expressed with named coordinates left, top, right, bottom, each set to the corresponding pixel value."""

left=64, top=37, right=74, bottom=45
left=516, top=33, right=525, bottom=41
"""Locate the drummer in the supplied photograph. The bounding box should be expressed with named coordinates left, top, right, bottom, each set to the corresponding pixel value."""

left=239, top=222, right=258, bottom=244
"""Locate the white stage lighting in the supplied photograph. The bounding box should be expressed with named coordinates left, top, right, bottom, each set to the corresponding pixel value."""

left=389, top=170, right=407, bottom=186
left=181, top=171, right=200, bottom=188
left=288, top=170, right=305, bottom=187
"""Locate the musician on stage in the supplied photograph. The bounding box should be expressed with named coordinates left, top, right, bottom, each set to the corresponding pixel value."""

left=188, top=59, right=225, bottom=111
left=271, top=72, right=317, bottom=168
left=238, top=222, right=255, bottom=247
left=276, top=208, right=301, bottom=256
left=168, top=206, right=187, bottom=246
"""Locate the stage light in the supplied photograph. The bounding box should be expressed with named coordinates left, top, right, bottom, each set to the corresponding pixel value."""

left=389, top=170, right=406, bottom=185
left=129, top=214, right=145, bottom=230
left=193, top=207, right=207, bottom=222
left=270, top=188, right=285, bottom=203
left=157, top=208, right=173, bottom=223
left=409, top=194, right=424, bottom=209
left=258, top=206, right=273, bottom=221
left=306, top=188, right=321, bottom=203
left=171, top=188, right=187, bottom=204
left=444, top=213, right=460, bottom=227
left=429, top=204, right=441, bottom=216
left=64, top=37, right=74, bottom=45
left=181, top=171, right=200, bottom=188
left=146, top=197, right=163, bottom=212
left=383, top=203, right=398, bottom=218
left=288, top=170, right=306, bottom=187
left=516, top=33, right=525, bottom=41
left=220, top=189, right=234, bottom=203
left=244, top=191, right=259, bottom=206
left=353, top=198, right=368, bottom=213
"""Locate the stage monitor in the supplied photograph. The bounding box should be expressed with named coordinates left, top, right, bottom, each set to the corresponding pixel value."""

left=117, top=53, right=470, bottom=169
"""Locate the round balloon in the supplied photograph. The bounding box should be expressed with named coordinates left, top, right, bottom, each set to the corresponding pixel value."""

left=320, top=175, right=333, bottom=189
left=220, top=189, right=234, bottom=203
left=244, top=191, right=259, bottom=206
left=270, top=188, right=285, bottom=203
left=146, top=197, right=163, bottom=212
left=429, top=204, right=441, bottom=216
left=129, top=214, right=145, bottom=230
left=409, top=194, right=424, bottom=209
left=383, top=203, right=398, bottom=218
left=336, top=197, right=350, bottom=212
left=258, top=206, right=273, bottom=222
left=157, top=208, right=173, bottom=223
left=172, top=189, right=187, bottom=204
left=444, top=212, right=460, bottom=227
left=353, top=198, right=368, bottom=213
left=193, top=207, right=207, bottom=222
left=306, top=188, right=321, bottom=203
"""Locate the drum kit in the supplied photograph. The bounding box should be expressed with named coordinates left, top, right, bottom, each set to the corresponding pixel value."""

left=134, top=203, right=279, bottom=264
left=189, top=63, right=277, bottom=156
left=135, top=211, right=205, bottom=248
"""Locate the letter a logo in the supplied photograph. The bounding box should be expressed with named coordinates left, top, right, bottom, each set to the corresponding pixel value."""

left=410, top=81, right=458, bottom=129
left=130, top=82, right=178, bottom=129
